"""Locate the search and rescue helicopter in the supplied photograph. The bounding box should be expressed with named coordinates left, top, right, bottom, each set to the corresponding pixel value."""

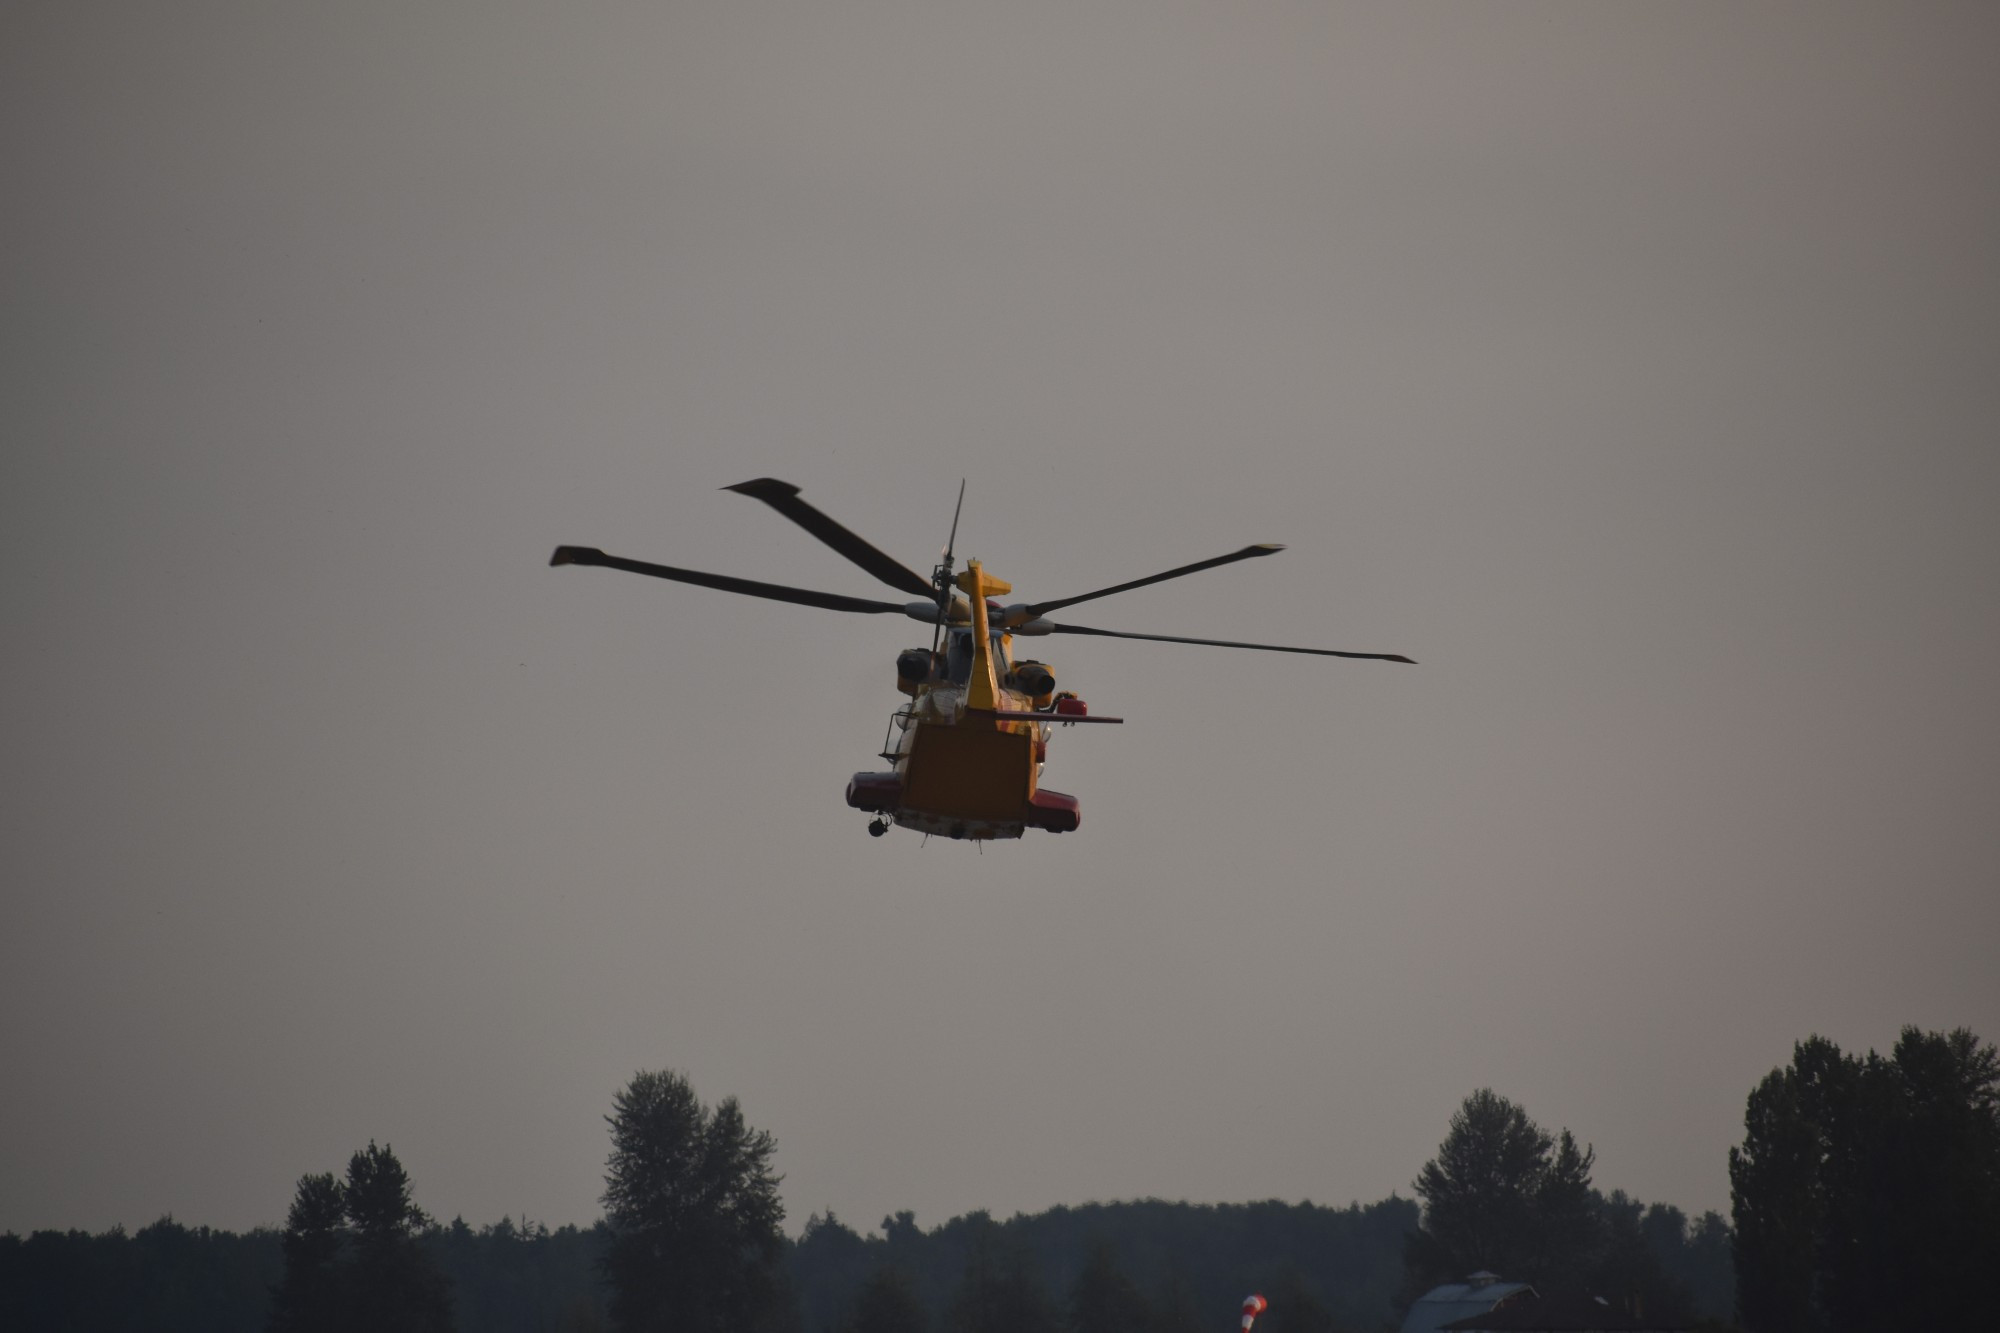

left=551, top=479, right=1412, bottom=841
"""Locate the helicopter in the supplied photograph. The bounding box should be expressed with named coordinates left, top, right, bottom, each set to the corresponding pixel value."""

left=551, top=478, right=1412, bottom=841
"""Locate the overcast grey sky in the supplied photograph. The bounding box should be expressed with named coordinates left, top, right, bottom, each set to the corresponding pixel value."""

left=5, top=2, right=1997, bottom=1240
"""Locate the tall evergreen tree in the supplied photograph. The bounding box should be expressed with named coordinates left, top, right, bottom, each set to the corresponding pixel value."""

left=599, top=1069, right=790, bottom=1333
left=342, top=1143, right=453, bottom=1333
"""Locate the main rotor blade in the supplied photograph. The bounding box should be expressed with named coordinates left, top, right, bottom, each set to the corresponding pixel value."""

left=724, top=478, right=937, bottom=601
left=1049, top=620, right=1415, bottom=663
left=551, top=546, right=909, bottom=615
left=1024, top=544, right=1286, bottom=617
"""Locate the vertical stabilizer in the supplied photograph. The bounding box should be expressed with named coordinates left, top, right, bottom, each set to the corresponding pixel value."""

left=956, top=560, right=1011, bottom=712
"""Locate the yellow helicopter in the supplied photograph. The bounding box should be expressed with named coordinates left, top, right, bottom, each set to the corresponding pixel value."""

left=551, top=479, right=1412, bottom=840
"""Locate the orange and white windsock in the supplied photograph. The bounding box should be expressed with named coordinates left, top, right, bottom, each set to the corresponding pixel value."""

left=1240, top=1295, right=1268, bottom=1333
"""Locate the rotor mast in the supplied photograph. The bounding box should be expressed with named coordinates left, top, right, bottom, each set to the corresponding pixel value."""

left=929, top=479, right=968, bottom=661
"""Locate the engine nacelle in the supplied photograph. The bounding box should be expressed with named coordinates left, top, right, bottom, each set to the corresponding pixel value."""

left=895, top=647, right=940, bottom=696
left=1006, top=660, right=1055, bottom=702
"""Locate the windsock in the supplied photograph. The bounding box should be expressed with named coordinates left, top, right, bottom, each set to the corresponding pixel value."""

left=1241, top=1294, right=1268, bottom=1333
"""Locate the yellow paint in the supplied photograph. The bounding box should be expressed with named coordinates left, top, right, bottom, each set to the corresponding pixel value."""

left=889, top=562, right=1056, bottom=826
left=956, top=559, right=1011, bottom=713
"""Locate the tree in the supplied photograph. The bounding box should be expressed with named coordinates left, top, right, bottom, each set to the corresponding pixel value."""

left=1728, top=1036, right=1850, bottom=1333
left=1262, top=1265, right=1342, bottom=1333
left=1590, top=1192, right=1692, bottom=1324
left=1677, top=1211, right=1735, bottom=1325
left=844, top=1267, right=929, bottom=1333
left=1822, top=1027, right=2000, bottom=1328
left=946, top=1219, right=1058, bottom=1333
left=341, top=1143, right=453, bottom=1333
left=1067, top=1241, right=1151, bottom=1333
left=794, top=1212, right=873, bottom=1333
left=1729, top=1026, right=2000, bottom=1333
left=267, top=1145, right=451, bottom=1333
left=599, top=1069, right=790, bottom=1333
left=270, top=1173, right=349, bottom=1333
left=1637, top=1204, right=1732, bottom=1323
left=1407, top=1089, right=1598, bottom=1288
left=1534, top=1131, right=1600, bottom=1285
left=1147, top=1269, right=1205, bottom=1333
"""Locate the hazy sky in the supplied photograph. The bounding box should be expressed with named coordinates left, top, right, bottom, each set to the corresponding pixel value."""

left=5, top=2, right=1997, bottom=1241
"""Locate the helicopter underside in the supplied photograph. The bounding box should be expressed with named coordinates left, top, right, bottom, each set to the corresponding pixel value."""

left=894, top=784, right=1081, bottom=840
left=845, top=715, right=1081, bottom=839
left=845, top=779, right=1081, bottom=840
left=892, top=807, right=1029, bottom=840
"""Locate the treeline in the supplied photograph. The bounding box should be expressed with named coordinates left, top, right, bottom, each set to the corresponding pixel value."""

left=0, top=1152, right=1720, bottom=1332
left=0, top=1217, right=608, bottom=1333
left=0, top=1219, right=281, bottom=1333
left=0, top=1193, right=1718, bottom=1333
left=790, top=1197, right=1422, bottom=1333
left=4, top=1024, right=1994, bottom=1332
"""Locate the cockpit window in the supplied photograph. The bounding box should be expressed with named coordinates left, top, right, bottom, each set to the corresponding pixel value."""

left=942, top=628, right=1008, bottom=686
left=945, top=629, right=974, bottom=685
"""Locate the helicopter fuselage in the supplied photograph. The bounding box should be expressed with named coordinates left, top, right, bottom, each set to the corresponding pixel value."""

left=844, top=570, right=1104, bottom=840
left=847, top=621, right=1085, bottom=840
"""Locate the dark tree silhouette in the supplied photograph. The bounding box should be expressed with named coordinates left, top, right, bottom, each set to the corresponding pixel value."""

left=946, top=1220, right=1058, bottom=1333
left=1262, top=1265, right=1342, bottom=1333
left=341, top=1143, right=453, bottom=1333
left=599, top=1069, right=790, bottom=1333
left=1591, top=1192, right=1692, bottom=1324
left=267, top=1145, right=450, bottom=1333
left=1730, top=1026, right=2000, bottom=1333
left=1067, top=1241, right=1152, bottom=1333
left=1148, top=1269, right=1206, bottom=1333
left=270, top=1174, right=349, bottom=1333
left=843, top=1266, right=930, bottom=1333
left=1729, top=1036, right=1850, bottom=1333
left=5, top=1131, right=1727, bottom=1333
left=794, top=1212, right=873, bottom=1333
left=1407, top=1089, right=1597, bottom=1288
left=424, top=1217, right=609, bottom=1333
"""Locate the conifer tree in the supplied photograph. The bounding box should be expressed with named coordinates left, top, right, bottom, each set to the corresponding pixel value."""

left=342, top=1142, right=453, bottom=1333
left=1409, top=1089, right=1598, bottom=1285
left=599, top=1070, right=790, bottom=1333
left=270, top=1173, right=349, bottom=1333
